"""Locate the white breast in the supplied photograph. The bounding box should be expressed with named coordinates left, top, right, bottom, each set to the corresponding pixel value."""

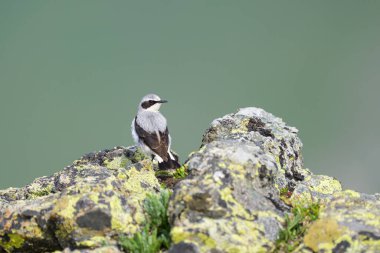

left=131, top=118, right=140, bottom=144
left=136, top=111, right=167, bottom=133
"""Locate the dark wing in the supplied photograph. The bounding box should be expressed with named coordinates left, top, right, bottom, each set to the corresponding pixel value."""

left=134, top=118, right=170, bottom=162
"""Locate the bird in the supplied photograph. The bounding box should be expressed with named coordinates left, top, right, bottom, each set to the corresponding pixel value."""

left=131, top=93, right=180, bottom=170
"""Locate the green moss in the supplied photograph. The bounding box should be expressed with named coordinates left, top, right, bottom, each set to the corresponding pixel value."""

left=274, top=201, right=321, bottom=252
left=0, top=233, right=24, bottom=252
left=119, top=189, right=172, bottom=253
left=27, top=183, right=54, bottom=199
left=155, top=170, right=175, bottom=178
left=173, top=164, right=188, bottom=179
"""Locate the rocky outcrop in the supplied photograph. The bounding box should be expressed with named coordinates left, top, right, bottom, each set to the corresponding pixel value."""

left=0, top=107, right=379, bottom=253
left=168, top=108, right=379, bottom=253
left=0, top=147, right=158, bottom=252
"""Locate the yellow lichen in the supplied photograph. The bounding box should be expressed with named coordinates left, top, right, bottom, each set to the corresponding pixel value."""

left=341, top=189, right=361, bottom=198
left=230, top=128, right=247, bottom=134
left=304, top=218, right=346, bottom=252
left=218, top=162, right=226, bottom=168
left=54, top=195, right=81, bottom=219
left=103, top=156, right=130, bottom=170
left=171, top=217, right=270, bottom=253
left=219, top=187, right=251, bottom=219
left=123, top=165, right=159, bottom=197
left=241, top=118, right=251, bottom=131
left=309, top=176, right=342, bottom=195
left=171, top=229, right=215, bottom=248
left=78, top=236, right=108, bottom=248
left=52, top=195, right=81, bottom=240
left=109, top=195, right=134, bottom=232
left=0, top=233, right=24, bottom=252
left=117, top=171, right=127, bottom=180
left=226, top=164, right=246, bottom=180
left=290, top=190, right=312, bottom=204
left=197, top=233, right=217, bottom=248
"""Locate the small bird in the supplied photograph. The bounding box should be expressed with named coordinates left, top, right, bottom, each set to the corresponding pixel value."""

left=131, top=94, right=180, bottom=170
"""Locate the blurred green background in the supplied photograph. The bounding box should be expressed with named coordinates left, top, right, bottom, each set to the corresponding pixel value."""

left=0, top=1, right=379, bottom=193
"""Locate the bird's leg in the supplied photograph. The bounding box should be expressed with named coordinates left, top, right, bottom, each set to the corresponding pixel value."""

left=151, top=154, right=155, bottom=161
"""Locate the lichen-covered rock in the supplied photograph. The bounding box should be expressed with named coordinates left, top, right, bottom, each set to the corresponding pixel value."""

left=289, top=174, right=342, bottom=204
left=169, top=140, right=285, bottom=252
left=1, top=107, right=379, bottom=253
left=302, top=190, right=380, bottom=252
left=201, top=107, right=306, bottom=189
left=168, top=107, right=379, bottom=253
left=0, top=146, right=159, bottom=253
left=169, top=108, right=302, bottom=252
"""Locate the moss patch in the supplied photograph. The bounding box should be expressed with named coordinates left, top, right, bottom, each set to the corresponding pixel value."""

left=173, top=164, right=188, bottom=179
left=0, top=233, right=24, bottom=253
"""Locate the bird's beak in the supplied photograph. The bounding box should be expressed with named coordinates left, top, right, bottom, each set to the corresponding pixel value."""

left=158, top=100, right=168, bottom=103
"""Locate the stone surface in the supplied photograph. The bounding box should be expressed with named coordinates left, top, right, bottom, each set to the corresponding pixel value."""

left=1, top=107, right=379, bottom=253
left=168, top=107, right=379, bottom=253
left=0, top=146, right=159, bottom=253
left=302, top=190, right=380, bottom=252
left=201, top=107, right=305, bottom=189
left=169, top=140, right=285, bottom=252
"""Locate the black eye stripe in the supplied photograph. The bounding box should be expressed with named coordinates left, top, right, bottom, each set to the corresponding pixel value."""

left=141, top=100, right=157, bottom=109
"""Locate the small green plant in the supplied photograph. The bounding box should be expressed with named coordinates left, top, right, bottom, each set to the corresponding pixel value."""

left=279, top=187, right=289, bottom=196
left=279, top=187, right=293, bottom=206
left=173, top=165, right=188, bottom=179
left=119, top=189, right=172, bottom=253
left=119, top=226, right=161, bottom=253
left=275, top=201, right=320, bottom=252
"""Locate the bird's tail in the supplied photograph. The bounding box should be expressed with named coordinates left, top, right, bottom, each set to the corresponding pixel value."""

left=158, top=158, right=181, bottom=170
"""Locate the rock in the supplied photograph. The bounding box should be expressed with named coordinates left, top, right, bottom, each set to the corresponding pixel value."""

left=168, top=107, right=379, bottom=253
left=303, top=190, right=380, bottom=252
left=0, top=146, right=159, bottom=253
left=169, top=140, right=285, bottom=252
left=169, top=108, right=298, bottom=252
left=290, top=174, right=342, bottom=203
left=1, top=107, right=379, bottom=253
left=201, top=107, right=305, bottom=188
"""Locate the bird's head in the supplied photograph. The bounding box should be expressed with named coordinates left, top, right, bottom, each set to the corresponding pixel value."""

left=139, top=93, right=168, bottom=112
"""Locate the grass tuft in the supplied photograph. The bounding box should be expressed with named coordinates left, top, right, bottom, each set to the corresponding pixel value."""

left=119, top=189, right=172, bottom=253
left=274, top=200, right=321, bottom=252
left=173, top=165, right=188, bottom=179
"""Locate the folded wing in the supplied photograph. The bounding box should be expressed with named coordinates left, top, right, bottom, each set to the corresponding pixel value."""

left=134, top=117, right=170, bottom=162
